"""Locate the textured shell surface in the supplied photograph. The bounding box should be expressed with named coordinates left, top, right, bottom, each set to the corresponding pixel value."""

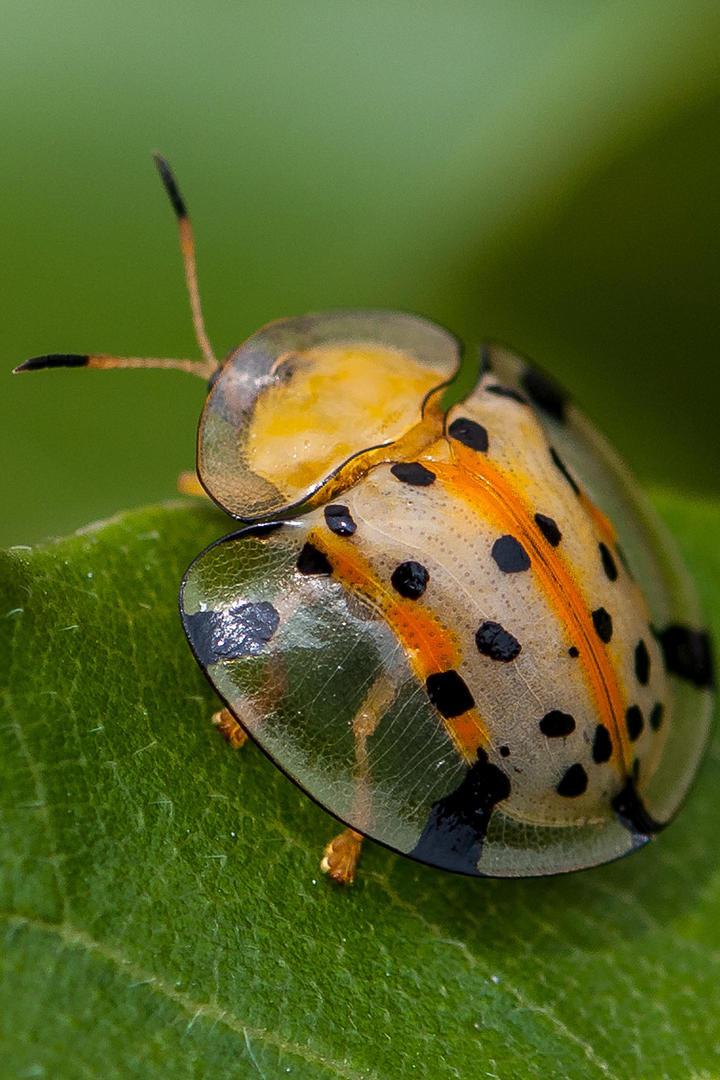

left=181, top=316, right=713, bottom=877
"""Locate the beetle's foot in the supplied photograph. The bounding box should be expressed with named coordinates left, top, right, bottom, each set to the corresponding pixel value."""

left=211, top=708, right=248, bottom=749
left=177, top=470, right=207, bottom=496
left=321, top=828, right=363, bottom=885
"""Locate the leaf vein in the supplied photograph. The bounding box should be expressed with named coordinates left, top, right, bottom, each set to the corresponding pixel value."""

left=1, top=912, right=379, bottom=1080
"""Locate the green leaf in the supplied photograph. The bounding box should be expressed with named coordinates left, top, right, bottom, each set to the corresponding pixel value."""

left=1, top=494, right=718, bottom=1079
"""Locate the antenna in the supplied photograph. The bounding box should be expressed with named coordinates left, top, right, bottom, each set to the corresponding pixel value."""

left=15, top=155, right=220, bottom=380
left=152, top=152, right=217, bottom=373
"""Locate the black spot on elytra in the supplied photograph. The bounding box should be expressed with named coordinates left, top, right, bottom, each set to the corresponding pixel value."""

left=475, top=621, right=522, bottom=662
left=549, top=446, right=580, bottom=495
left=556, top=763, right=588, bottom=798
left=391, top=461, right=436, bottom=487
left=426, top=670, right=475, bottom=718
left=592, top=724, right=613, bottom=764
left=410, top=747, right=511, bottom=874
left=612, top=777, right=664, bottom=838
left=649, top=702, right=665, bottom=731
left=521, top=367, right=568, bottom=421
left=184, top=601, right=280, bottom=667
left=625, top=705, right=644, bottom=742
left=592, top=607, right=613, bottom=643
left=296, top=542, right=332, bottom=575
left=568, top=646, right=580, bottom=658
left=391, top=560, right=429, bottom=600
left=539, top=710, right=576, bottom=737
left=599, top=542, right=618, bottom=582
left=656, top=625, right=715, bottom=688
left=534, top=512, right=562, bottom=547
left=491, top=535, right=531, bottom=574
left=635, top=639, right=651, bottom=686
left=448, top=416, right=489, bottom=452
left=499, top=745, right=510, bottom=758
left=324, top=504, right=356, bottom=537
left=485, top=384, right=529, bottom=405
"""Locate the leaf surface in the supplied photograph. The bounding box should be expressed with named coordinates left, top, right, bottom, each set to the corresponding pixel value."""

left=1, top=494, right=718, bottom=1079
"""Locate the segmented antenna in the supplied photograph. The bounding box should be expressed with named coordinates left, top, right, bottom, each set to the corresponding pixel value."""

left=152, top=152, right=217, bottom=373
left=15, top=155, right=219, bottom=380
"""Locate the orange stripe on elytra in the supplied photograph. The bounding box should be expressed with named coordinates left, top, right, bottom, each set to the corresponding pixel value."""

left=308, top=527, right=489, bottom=761
left=581, top=493, right=617, bottom=544
left=432, top=445, right=631, bottom=774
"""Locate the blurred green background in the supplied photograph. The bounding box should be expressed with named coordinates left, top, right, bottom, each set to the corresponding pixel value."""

left=2, top=0, right=719, bottom=548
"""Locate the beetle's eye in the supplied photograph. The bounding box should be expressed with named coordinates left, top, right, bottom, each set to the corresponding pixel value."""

left=269, top=352, right=300, bottom=383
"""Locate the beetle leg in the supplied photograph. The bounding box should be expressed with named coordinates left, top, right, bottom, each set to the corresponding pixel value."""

left=211, top=707, right=249, bottom=749
left=321, top=829, right=364, bottom=885
left=321, top=672, right=397, bottom=884
left=177, top=470, right=207, bottom=497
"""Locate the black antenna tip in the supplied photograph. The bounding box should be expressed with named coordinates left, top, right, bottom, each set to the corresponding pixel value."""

left=14, top=353, right=89, bottom=373
left=152, top=152, right=187, bottom=220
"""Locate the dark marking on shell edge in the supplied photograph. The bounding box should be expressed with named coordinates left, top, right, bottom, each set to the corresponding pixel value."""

left=649, top=702, right=665, bottom=731
left=426, top=670, right=475, bottom=719
left=520, top=367, right=568, bottom=421
left=612, top=778, right=664, bottom=838
left=592, top=607, right=613, bottom=643
left=556, top=763, right=588, bottom=797
left=492, top=535, right=531, bottom=574
left=410, top=748, right=511, bottom=874
left=534, top=513, right=562, bottom=547
left=656, top=625, right=715, bottom=688
left=448, top=416, right=489, bottom=452
left=296, top=542, right=332, bottom=575
left=568, top=646, right=580, bottom=658
left=485, top=384, right=529, bottom=406
left=599, top=542, right=618, bottom=582
left=475, top=621, right=522, bottom=662
left=549, top=447, right=580, bottom=495
left=391, top=560, right=429, bottom=600
left=324, top=504, right=357, bottom=537
left=184, top=602, right=280, bottom=667
left=391, top=461, right=436, bottom=487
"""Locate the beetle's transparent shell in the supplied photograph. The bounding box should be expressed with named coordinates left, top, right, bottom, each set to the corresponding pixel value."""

left=197, top=311, right=460, bottom=520
left=181, top=314, right=713, bottom=877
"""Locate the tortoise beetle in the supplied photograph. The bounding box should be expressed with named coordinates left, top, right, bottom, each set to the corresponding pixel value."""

left=16, top=156, right=714, bottom=882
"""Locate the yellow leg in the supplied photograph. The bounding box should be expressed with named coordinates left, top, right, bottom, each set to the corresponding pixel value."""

left=177, top=470, right=207, bottom=496
left=321, top=829, right=364, bottom=885
left=321, top=673, right=397, bottom=885
left=211, top=707, right=249, bottom=749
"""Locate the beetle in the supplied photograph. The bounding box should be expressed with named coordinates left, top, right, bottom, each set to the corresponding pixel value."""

left=16, top=156, right=714, bottom=882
